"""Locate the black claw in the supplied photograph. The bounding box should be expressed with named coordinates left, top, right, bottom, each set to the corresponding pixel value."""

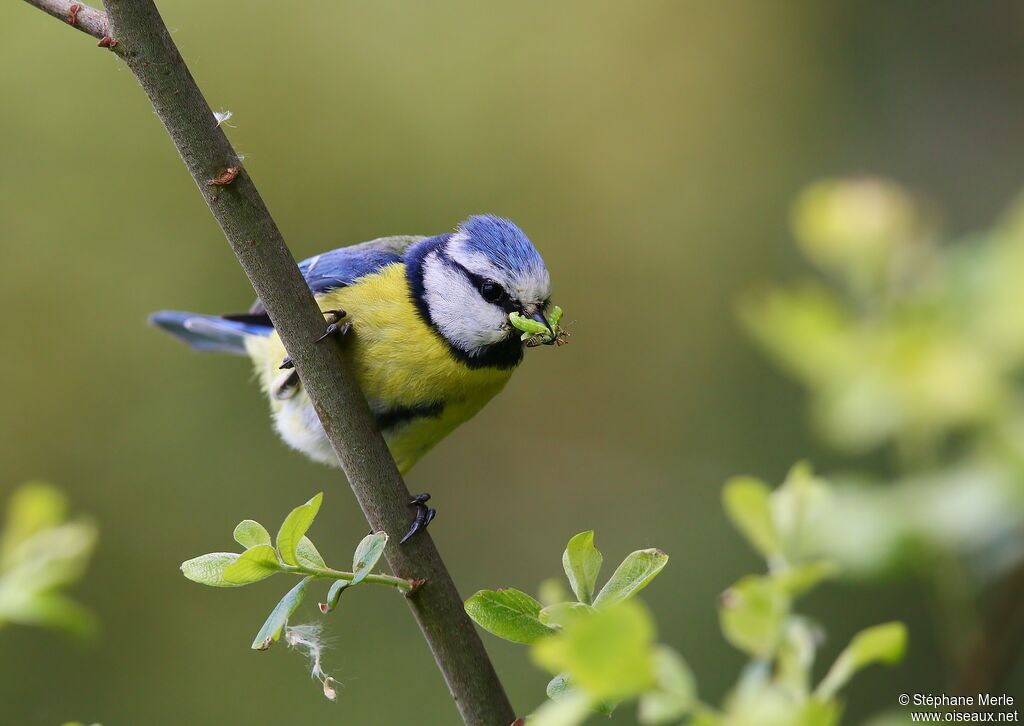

left=279, top=356, right=294, bottom=370
left=401, top=493, right=436, bottom=544
left=314, top=323, right=338, bottom=344
left=315, top=319, right=352, bottom=344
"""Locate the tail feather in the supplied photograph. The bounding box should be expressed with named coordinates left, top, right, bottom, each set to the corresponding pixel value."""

left=149, top=310, right=271, bottom=354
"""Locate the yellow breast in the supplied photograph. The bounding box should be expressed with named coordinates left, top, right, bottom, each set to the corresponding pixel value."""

left=246, top=263, right=514, bottom=472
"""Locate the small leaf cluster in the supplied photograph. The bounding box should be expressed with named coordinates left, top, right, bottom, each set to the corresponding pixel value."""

left=741, top=177, right=1024, bottom=609
left=0, top=483, right=97, bottom=639
left=716, top=463, right=907, bottom=726
left=466, top=532, right=680, bottom=723
left=181, top=493, right=408, bottom=656
left=466, top=464, right=907, bottom=726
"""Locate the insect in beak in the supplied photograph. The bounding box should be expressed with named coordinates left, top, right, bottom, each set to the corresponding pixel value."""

left=509, top=305, right=568, bottom=347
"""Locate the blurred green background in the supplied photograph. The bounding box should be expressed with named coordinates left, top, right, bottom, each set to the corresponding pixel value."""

left=2, top=1, right=1024, bottom=723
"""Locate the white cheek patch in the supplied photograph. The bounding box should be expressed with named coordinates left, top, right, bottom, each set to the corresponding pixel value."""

left=448, top=234, right=551, bottom=305
left=422, top=252, right=509, bottom=355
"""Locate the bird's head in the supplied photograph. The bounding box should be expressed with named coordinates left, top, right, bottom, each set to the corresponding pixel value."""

left=411, top=215, right=553, bottom=368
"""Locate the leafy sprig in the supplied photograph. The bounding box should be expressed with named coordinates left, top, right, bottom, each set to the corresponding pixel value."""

left=0, top=483, right=97, bottom=639
left=181, top=493, right=416, bottom=655
left=465, top=464, right=908, bottom=726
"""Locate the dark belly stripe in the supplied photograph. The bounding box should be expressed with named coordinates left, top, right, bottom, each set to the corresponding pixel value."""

left=376, top=402, right=445, bottom=432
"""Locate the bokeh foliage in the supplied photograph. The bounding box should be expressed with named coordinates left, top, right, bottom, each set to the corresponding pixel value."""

left=0, top=483, right=96, bottom=639
left=743, top=178, right=1024, bottom=685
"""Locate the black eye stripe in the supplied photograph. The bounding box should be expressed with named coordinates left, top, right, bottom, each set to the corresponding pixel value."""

left=442, top=255, right=512, bottom=306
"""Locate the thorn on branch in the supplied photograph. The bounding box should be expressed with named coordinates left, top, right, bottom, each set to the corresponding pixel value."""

left=67, top=3, right=81, bottom=26
left=405, top=578, right=427, bottom=596
left=206, top=166, right=240, bottom=186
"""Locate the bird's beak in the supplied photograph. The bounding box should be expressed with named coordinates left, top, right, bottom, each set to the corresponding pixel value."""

left=528, top=310, right=553, bottom=335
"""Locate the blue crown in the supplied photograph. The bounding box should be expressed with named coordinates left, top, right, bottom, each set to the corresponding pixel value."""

left=457, top=215, right=546, bottom=275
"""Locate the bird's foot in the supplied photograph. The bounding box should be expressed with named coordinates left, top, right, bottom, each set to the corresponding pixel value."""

left=279, top=310, right=351, bottom=370
left=270, top=369, right=300, bottom=400
left=400, top=493, right=436, bottom=545
left=315, top=309, right=351, bottom=344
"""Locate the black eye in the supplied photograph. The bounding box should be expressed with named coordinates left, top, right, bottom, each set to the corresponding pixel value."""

left=480, top=280, right=504, bottom=303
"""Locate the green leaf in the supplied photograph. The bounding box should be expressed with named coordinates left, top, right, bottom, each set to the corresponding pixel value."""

left=776, top=617, right=819, bottom=697
left=222, top=544, right=280, bottom=585
left=688, top=709, right=723, bottom=726
left=296, top=536, right=326, bottom=569
left=771, top=461, right=831, bottom=563
left=592, top=548, right=668, bottom=608
left=638, top=645, right=697, bottom=724
left=562, top=531, right=603, bottom=605
left=465, top=588, right=556, bottom=644
left=351, top=531, right=388, bottom=584
left=180, top=552, right=242, bottom=587
left=795, top=699, right=842, bottom=726
left=723, top=477, right=781, bottom=559
left=233, top=520, right=271, bottom=549
left=529, top=690, right=593, bottom=726
left=718, top=575, right=789, bottom=658
left=252, top=576, right=313, bottom=650
left=539, top=602, right=594, bottom=629
left=4, top=592, right=99, bottom=641
left=546, top=674, right=617, bottom=718
left=816, top=622, right=907, bottom=699
left=532, top=600, right=657, bottom=701
left=547, top=672, right=573, bottom=701
left=1, top=483, right=67, bottom=559
left=276, top=492, right=323, bottom=566
left=321, top=579, right=350, bottom=613
left=776, top=561, right=839, bottom=598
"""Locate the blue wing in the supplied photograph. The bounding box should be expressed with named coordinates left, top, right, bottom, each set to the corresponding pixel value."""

left=247, top=235, right=425, bottom=316
left=298, top=247, right=401, bottom=295
left=153, top=235, right=427, bottom=351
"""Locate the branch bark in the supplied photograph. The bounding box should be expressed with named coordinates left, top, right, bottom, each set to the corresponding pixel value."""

left=19, top=1, right=516, bottom=723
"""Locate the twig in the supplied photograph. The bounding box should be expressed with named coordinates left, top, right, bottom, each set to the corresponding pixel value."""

left=18, top=1, right=516, bottom=723
left=279, top=563, right=416, bottom=594
left=21, top=0, right=104, bottom=40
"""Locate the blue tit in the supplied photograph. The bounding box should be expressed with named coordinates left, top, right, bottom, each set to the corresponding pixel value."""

left=151, top=215, right=556, bottom=476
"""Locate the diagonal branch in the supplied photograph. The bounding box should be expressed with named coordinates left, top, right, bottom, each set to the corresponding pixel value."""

left=18, top=1, right=516, bottom=723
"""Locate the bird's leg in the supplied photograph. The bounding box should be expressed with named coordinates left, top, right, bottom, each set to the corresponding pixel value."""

left=400, top=492, right=437, bottom=544
left=270, top=369, right=300, bottom=400
left=280, top=309, right=351, bottom=369
left=315, top=308, right=351, bottom=344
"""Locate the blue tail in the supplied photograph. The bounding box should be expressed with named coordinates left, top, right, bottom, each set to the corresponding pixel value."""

left=149, top=311, right=271, bottom=354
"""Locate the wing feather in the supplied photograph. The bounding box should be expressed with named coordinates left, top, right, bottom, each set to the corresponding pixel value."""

left=245, top=235, right=426, bottom=316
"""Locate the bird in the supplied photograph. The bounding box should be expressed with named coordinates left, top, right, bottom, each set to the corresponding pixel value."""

left=150, top=215, right=558, bottom=541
